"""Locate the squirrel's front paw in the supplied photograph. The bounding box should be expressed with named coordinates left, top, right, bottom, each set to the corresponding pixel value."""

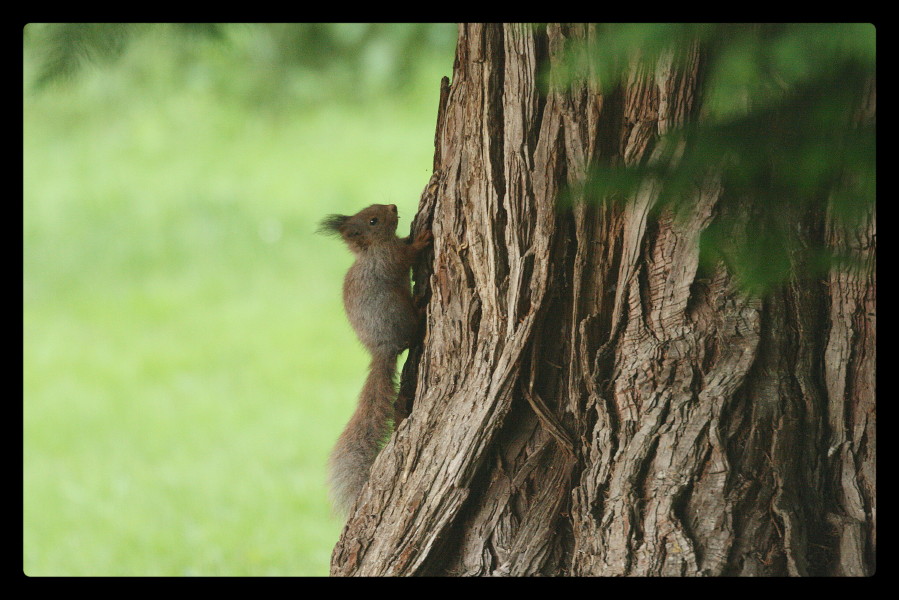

left=414, top=229, right=433, bottom=249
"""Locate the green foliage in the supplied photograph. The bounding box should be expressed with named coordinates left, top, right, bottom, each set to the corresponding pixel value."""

left=24, top=23, right=140, bottom=88
left=557, top=23, right=875, bottom=294
left=23, top=24, right=453, bottom=576
left=24, top=23, right=457, bottom=107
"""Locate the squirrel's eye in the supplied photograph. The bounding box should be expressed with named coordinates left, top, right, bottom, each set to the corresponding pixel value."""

left=369, top=218, right=378, bottom=226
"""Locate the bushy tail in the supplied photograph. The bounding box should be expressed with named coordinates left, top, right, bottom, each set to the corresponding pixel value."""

left=328, top=352, right=397, bottom=516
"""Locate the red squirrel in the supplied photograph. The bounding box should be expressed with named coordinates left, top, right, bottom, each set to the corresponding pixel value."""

left=318, top=204, right=432, bottom=516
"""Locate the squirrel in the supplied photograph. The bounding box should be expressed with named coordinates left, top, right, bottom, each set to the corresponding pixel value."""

left=318, top=203, right=432, bottom=516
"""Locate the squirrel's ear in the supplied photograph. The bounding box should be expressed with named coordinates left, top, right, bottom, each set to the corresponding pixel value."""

left=317, top=214, right=349, bottom=236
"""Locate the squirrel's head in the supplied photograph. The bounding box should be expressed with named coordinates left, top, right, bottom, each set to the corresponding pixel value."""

left=318, top=204, right=400, bottom=252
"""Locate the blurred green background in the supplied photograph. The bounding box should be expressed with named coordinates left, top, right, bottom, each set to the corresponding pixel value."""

left=23, top=23, right=456, bottom=576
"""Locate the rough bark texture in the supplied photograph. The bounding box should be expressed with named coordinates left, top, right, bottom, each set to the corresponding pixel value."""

left=330, top=23, right=875, bottom=577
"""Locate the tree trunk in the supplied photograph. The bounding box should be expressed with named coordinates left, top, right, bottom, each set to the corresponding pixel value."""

left=330, top=23, right=875, bottom=577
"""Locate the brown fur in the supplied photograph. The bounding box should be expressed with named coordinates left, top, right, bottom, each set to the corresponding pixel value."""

left=319, top=204, right=431, bottom=515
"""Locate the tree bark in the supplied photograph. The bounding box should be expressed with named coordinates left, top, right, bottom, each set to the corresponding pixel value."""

left=330, top=23, right=875, bottom=577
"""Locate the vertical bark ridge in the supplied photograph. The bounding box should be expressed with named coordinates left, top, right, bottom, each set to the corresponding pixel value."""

left=823, top=198, right=875, bottom=576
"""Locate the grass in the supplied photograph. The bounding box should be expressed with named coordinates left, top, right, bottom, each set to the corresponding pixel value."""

left=23, top=29, right=453, bottom=576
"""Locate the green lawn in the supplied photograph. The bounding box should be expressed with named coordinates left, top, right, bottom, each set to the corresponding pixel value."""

left=23, top=32, right=451, bottom=576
